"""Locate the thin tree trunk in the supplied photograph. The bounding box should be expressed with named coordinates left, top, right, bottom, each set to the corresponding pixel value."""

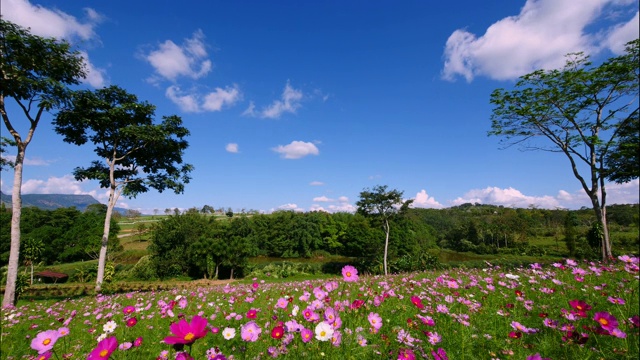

left=383, top=219, right=389, bottom=276
left=3, top=148, right=24, bottom=307
left=96, top=184, right=117, bottom=292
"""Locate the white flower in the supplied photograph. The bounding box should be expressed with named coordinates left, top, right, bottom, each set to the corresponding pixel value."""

left=97, top=333, right=107, bottom=342
left=315, top=321, right=334, bottom=341
left=103, top=320, right=117, bottom=333
left=292, top=305, right=300, bottom=316
left=505, top=274, right=520, bottom=280
left=222, top=327, right=236, bottom=340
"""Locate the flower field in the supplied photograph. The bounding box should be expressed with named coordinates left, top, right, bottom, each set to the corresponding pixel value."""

left=2, top=257, right=638, bottom=360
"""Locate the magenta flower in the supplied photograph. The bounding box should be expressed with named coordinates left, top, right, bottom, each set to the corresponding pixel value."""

left=88, top=336, right=118, bottom=360
left=594, top=311, right=618, bottom=332
left=34, top=352, right=52, bottom=360
left=526, top=354, right=550, bottom=360
left=175, top=352, right=194, bottom=360
left=431, top=348, right=448, bottom=360
left=164, top=315, right=209, bottom=345
left=398, top=348, right=416, bottom=360
left=133, top=337, right=143, bottom=347
left=31, top=330, right=60, bottom=354
left=122, top=306, right=136, bottom=315
left=410, top=296, right=424, bottom=309
left=342, top=265, right=359, bottom=282
left=607, top=296, right=625, bottom=305
left=240, top=321, right=262, bottom=342
left=300, top=327, right=313, bottom=343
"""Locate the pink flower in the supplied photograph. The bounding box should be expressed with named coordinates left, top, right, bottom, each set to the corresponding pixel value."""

left=164, top=315, right=209, bottom=345
left=31, top=330, right=60, bottom=354
left=607, top=297, right=625, bottom=305
left=410, top=296, right=424, bottom=309
left=122, top=306, right=136, bottom=315
left=594, top=312, right=618, bottom=332
left=34, top=352, right=52, bottom=360
left=342, top=265, right=359, bottom=282
left=427, top=331, right=442, bottom=345
left=368, top=312, right=382, bottom=331
left=240, top=321, right=262, bottom=342
left=300, top=328, right=313, bottom=343
left=398, top=348, right=416, bottom=360
left=126, top=317, right=137, bottom=327
left=276, top=298, right=288, bottom=309
left=88, top=336, right=118, bottom=360
left=246, top=309, right=258, bottom=319
left=526, top=354, right=550, bottom=360
left=431, top=348, right=448, bottom=360
left=133, top=337, right=143, bottom=347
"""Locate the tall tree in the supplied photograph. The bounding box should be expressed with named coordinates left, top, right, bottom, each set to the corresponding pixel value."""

left=489, top=40, right=639, bottom=261
left=1, top=19, right=85, bottom=306
left=356, top=185, right=412, bottom=275
left=53, top=85, right=193, bottom=291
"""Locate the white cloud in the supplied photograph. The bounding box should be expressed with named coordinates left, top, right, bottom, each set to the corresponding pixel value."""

left=309, top=181, right=325, bottom=186
left=313, top=196, right=333, bottom=202
left=226, top=143, right=239, bottom=153
left=604, top=11, right=639, bottom=53
left=442, top=0, right=639, bottom=81
left=260, top=81, right=303, bottom=119
left=411, top=190, right=444, bottom=209
left=21, top=175, right=86, bottom=194
left=79, top=51, right=107, bottom=88
left=3, top=0, right=102, bottom=40
left=165, top=85, right=241, bottom=113
left=144, top=30, right=212, bottom=82
left=338, top=196, right=349, bottom=203
left=242, top=101, right=257, bottom=117
left=451, top=186, right=561, bottom=208
left=2, top=155, right=52, bottom=166
left=274, top=203, right=304, bottom=212
left=272, top=141, right=319, bottom=159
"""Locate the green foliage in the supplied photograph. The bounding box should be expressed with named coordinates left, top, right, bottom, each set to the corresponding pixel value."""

left=14, top=273, right=30, bottom=302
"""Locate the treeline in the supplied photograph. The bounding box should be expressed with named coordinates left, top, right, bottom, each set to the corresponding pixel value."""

left=0, top=203, right=121, bottom=265
left=146, top=209, right=439, bottom=279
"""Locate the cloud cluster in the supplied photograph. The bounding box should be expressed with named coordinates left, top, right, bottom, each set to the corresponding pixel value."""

left=272, top=141, right=319, bottom=159
left=144, top=30, right=212, bottom=82
left=411, top=190, right=444, bottom=209
left=442, top=0, right=639, bottom=81
left=244, top=81, right=304, bottom=119
left=309, top=195, right=356, bottom=213
left=165, top=85, right=241, bottom=113
left=3, top=0, right=107, bottom=88
left=225, top=143, right=239, bottom=153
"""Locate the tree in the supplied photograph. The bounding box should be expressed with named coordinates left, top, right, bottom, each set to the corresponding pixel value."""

left=489, top=40, right=639, bottom=261
left=604, top=111, right=639, bottom=183
left=356, top=185, right=412, bottom=275
left=1, top=19, right=85, bottom=306
left=21, top=236, right=44, bottom=285
left=53, top=85, right=193, bottom=291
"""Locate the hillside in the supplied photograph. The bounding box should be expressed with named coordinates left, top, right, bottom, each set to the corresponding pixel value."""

left=0, top=191, right=101, bottom=211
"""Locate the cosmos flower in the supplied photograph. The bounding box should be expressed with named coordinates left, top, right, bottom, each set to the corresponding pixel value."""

left=315, top=321, right=334, bottom=341
left=240, top=321, right=262, bottom=342
left=368, top=312, right=382, bottom=331
left=164, top=315, right=209, bottom=345
left=30, top=330, right=60, bottom=354
left=301, top=327, right=313, bottom=343
left=594, top=312, right=618, bottom=332
left=102, top=321, right=117, bottom=333
left=222, top=327, right=236, bottom=340
left=271, top=325, right=284, bottom=340
left=341, top=265, right=359, bottom=282
left=410, top=296, right=424, bottom=309
left=87, top=336, right=117, bottom=360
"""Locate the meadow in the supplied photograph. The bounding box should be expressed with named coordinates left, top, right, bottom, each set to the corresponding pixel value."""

left=1, top=255, right=638, bottom=360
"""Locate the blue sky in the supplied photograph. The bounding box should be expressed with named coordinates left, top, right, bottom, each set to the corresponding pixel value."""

left=1, top=0, right=639, bottom=214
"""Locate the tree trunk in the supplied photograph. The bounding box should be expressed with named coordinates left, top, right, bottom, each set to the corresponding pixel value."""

left=3, top=147, right=25, bottom=308
left=215, top=264, right=219, bottom=280
left=383, top=219, right=390, bottom=276
left=96, top=183, right=118, bottom=292
left=230, top=268, right=234, bottom=280
left=30, top=262, right=34, bottom=285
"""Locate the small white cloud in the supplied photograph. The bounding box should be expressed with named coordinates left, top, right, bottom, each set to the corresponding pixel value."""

left=242, top=101, right=257, bottom=117
left=165, top=85, right=240, bottom=113
left=21, top=175, right=86, bottom=194
left=260, top=81, right=303, bottom=119
left=411, top=190, right=444, bottom=209
left=604, top=11, right=639, bottom=54
left=3, top=155, right=52, bottom=166
left=226, top=143, right=239, bottom=153
left=144, top=30, right=212, bottom=82
left=272, top=140, right=319, bottom=159
left=442, top=0, right=639, bottom=81
left=313, top=196, right=333, bottom=202
left=3, top=0, right=102, bottom=40
left=309, top=181, right=324, bottom=186
left=451, top=186, right=561, bottom=208
left=275, top=203, right=304, bottom=212
left=337, top=196, right=349, bottom=202
left=79, top=51, right=107, bottom=88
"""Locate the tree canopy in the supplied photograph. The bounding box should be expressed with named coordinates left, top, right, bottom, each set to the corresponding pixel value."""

left=53, top=85, right=193, bottom=291
left=1, top=19, right=86, bottom=307
left=489, top=39, right=639, bottom=261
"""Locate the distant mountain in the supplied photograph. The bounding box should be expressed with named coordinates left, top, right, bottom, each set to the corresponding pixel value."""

left=0, top=191, right=109, bottom=212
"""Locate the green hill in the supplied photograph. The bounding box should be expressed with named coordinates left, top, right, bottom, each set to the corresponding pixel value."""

left=0, top=191, right=101, bottom=211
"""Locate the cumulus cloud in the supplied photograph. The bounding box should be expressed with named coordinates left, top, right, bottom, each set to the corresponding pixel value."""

left=272, top=141, right=319, bottom=159
left=226, top=143, right=239, bottom=153
left=451, top=186, right=562, bottom=208
left=274, top=203, right=304, bottom=212
left=313, top=196, right=333, bottom=202
left=442, top=0, right=639, bottom=81
left=21, top=175, right=87, bottom=194
left=260, top=81, right=303, bottom=119
left=2, top=155, right=52, bottom=166
left=165, top=85, right=241, bottom=113
left=79, top=51, right=107, bottom=88
left=3, top=0, right=102, bottom=40
left=309, top=195, right=355, bottom=213
left=309, top=181, right=325, bottom=186
left=144, top=30, right=212, bottom=82
left=411, top=190, right=444, bottom=209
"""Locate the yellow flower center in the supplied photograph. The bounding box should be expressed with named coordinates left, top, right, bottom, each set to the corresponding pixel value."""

left=599, top=319, right=608, bottom=326
left=346, top=272, right=351, bottom=277
left=99, top=350, right=108, bottom=357
left=184, top=332, right=195, bottom=341
left=43, top=338, right=51, bottom=345
left=320, top=330, right=326, bottom=337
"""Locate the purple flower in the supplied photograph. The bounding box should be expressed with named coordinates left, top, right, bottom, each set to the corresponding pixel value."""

left=342, top=265, right=359, bottom=282
left=30, top=330, right=60, bottom=354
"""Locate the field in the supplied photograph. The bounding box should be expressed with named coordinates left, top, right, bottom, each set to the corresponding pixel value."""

left=2, top=256, right=638, bottom=359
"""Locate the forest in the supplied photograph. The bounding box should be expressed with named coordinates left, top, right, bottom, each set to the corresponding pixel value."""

left=2, top=202, right=637, bottom=281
